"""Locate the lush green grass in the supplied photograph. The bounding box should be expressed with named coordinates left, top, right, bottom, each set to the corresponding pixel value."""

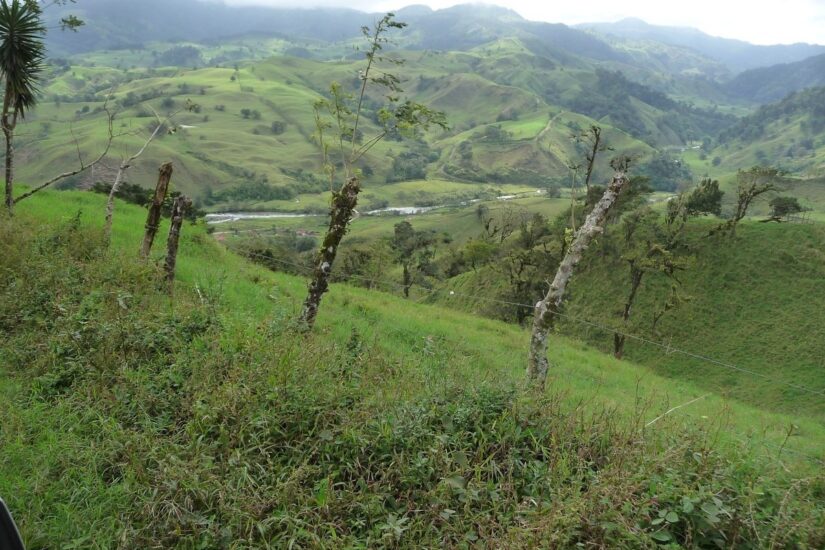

left=2, top=190, right=824, bottom=547
left=566, top=221, right=825, bottom=418
left=433, top=216, right=825, bottom=425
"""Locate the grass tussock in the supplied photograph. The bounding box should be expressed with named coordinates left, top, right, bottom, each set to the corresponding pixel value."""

left=1, top=212, right=824, bottom=549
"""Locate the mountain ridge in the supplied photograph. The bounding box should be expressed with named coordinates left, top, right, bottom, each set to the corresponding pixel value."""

left=44, top=1, right=824, bottom=76
left=577, top=17, right=825, bottom=73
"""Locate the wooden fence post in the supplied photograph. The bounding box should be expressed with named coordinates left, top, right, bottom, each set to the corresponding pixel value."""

left=140, top=162, right=173, bottom=259
left=164, top=195, right=191, bottom=287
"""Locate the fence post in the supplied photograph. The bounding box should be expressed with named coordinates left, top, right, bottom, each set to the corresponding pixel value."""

left=140, top=162, right=173, bottom=259
left=164, top=195, right=192, bottom=288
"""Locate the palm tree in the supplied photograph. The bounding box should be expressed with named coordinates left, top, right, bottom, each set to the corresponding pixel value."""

left=0, top=0, right=45, bottom=214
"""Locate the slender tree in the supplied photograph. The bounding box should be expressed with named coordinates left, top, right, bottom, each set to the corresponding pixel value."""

left=712, top=166, right=779, bottom=237
left=575, top=125, right=612, bottom=196
left=390, top=220, right=435, bottom=298
left=527, top=159, right=631, bottom=388
left=0, top=0, right=45, bottom=214
left=104, top=102, right=193, bottom=241
left=612, top=207, right=689, bottom=358
left=1, top=0, right=87, bottom=212
left=298, top=13, right=446, bottom=329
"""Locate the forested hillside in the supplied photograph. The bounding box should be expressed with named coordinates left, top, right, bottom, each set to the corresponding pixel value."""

left=714, top=87, right=825, bottom=174
left=726, top=54, right=825, bottom=103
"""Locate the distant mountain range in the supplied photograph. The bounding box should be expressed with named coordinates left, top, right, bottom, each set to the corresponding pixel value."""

left=47, top=2, right=823, bottom=80
left=577, top=18, right=825, bottom=73
left=726, top=54, right=825, bottom=102
left=26, top=0, right=825, bottom=187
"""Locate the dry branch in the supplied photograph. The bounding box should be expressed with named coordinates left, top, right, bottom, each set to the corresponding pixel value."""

left=527, top=169, right=631, bottom=388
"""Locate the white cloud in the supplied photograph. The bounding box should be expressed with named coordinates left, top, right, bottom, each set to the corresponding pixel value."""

left=221, top=0, right=825, bottom=45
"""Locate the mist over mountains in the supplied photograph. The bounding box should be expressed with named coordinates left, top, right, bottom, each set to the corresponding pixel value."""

left=578, top=17, right=825, bottom=73
left=46, top=0, right=823, bottom=86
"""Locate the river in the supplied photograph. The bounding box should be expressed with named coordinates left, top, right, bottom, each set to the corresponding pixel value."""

left=205, top=190, right=547, bottom=224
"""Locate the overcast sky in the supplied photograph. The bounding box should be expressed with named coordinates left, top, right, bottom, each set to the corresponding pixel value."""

left=221, top=0, right=825, bottom=45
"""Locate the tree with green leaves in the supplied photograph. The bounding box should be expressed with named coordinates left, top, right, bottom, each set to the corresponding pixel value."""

left=769, top=195, right=802, bottom=218
left=391, top=220, right=436, bottom=298
left=1, top=0, right=85, bottom=213
left=685, top=178, right=724, bottom=217
left=299, top=13, right=446, bottom=329
left=713, top=166, right=780, bottom=237
left=612, top=197, right=692, bottom=359
left=1, top=0, right=45, bottom=213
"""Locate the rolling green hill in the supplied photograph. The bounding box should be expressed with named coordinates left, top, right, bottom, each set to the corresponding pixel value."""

left=20, top=2, right=825, bottom=232
left=713, top=86, right=825, bottom=177
left=726, top=54, right=825, bottom=103
left=2, top=189, right=824, bottom=547
left=5, top=4, right=825, bottom=548
left=429, top=218, right=825, bottom=424
left=20, top=35, right=734, bottom=213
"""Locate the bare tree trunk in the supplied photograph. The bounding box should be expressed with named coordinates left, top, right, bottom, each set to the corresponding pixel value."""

left=2, top=84, right=16, bottom=215
left=104, top=121, right=165, bottom=242
left=140, top=162, right=173, bottom=258
left=164, top=195, right=191, bottom=287
left=104, top=164, right=128, bottom=240
left=402, top=263, right=412, bottom=298
left=299, top=176, right=360, bottom=329
left=583, top=127, right=601, bottom=196
left=3, top=126, right=13, bottom=214
left=527, top=171, right=630, bottom=387
left=614, top=267, right=643, bottom=359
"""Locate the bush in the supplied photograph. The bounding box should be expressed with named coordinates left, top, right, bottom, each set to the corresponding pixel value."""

left=770, top=195, right=803, bottom=217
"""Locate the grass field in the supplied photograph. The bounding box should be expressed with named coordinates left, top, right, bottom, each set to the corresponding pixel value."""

left=9, top=190, right=825, bottom=457
left=2, top=189, right=824, bottom=547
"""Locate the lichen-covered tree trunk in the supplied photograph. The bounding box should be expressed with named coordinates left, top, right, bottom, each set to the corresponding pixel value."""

left=164, top=195, right=191, bottom=287
left=299, top=176, right=360, bottom=329
left=140, top=162, right=173, bottom=259
left=527, top=171, right=630, bottom=387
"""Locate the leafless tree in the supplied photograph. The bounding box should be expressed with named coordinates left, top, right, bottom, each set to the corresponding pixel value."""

left=104, top=102, right=193, bottom=241
left=527, top=159, right=631, bottom=388
left=14, top=97, right=119, bottom=204
left=575, top=125, right=612, bottom=196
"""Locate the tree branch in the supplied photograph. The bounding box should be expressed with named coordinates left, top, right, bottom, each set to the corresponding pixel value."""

left=15, top=95, right=119, bottom=203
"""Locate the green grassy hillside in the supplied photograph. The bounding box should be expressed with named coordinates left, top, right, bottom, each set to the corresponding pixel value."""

left=2, top=190, right=824, bottom=547
left=713, top=87, right=825, bottom=178
left=19, top=34, right=736, bottom=214
left=432, top=219, right=825, bottom=424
